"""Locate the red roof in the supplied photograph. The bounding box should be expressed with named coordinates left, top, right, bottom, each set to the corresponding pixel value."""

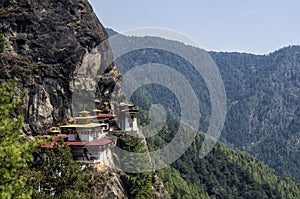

left=85, top=138, right=113, bottom=146
left=57, top=134, right=68, bottom=139
left=96, top=114, right=113, bottom=118
left=41, top=134, right=68, bottom=148
left=42, top=142, right=68, bottom=149
left=41, top=135, right=114, bottom=148
left=43, top=141, right=91, bottom=148
left=67, top=141, right=86, bottom=146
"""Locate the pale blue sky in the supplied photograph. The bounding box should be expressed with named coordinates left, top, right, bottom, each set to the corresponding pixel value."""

left=89, top=0, right=300, bottom=54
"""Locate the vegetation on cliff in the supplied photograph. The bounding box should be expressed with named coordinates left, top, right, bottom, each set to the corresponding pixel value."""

left=0, top=81, right=33, bottom=199
left=31, top=140, right=93, bottom=199
left=110, top=131, right=154, bottom=199
left=0, top=81, right=96, bottom=198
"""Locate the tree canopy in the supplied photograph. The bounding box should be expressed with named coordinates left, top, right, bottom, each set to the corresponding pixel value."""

left=0, top=80, right=33, bottom=199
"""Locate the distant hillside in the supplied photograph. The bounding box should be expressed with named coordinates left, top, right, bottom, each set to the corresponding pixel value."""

left=210, top=46, right=300, bottom=181
left=106, top=29, right=300, bottom=181
left=150, top=126, right=300, bottom=198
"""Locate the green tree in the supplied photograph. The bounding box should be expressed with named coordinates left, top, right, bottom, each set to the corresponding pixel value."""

left=113, top=132, right=153, bottom=199
left=31, top=139, right=93, bottom=199
left=0, top=80, right=33, bottom=199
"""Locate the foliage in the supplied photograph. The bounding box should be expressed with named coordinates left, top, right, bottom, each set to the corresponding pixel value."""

left=0, top=34, right=6, bottom=52
left=0, top=81, right=95, bottom=198
left=158, top=166, right=210, bottom=199
left=111, top=131, right=153, bottom=199
left=122, top=172, right=153, bottom=199
left=124, top=105, right=300, bottom=198
left=149, top=125, right=300, bottom=199
left=31, top=139, right=93, bottom=199
left=0, top=80, right=34, bottom=199
left=210, top=47, right=300, bottom=181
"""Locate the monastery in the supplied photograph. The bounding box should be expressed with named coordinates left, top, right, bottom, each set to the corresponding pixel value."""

left=42, top=102, right=139, bottom=166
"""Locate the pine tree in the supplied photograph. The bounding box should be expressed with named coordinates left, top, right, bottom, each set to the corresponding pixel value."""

left=31, top=139, right=93, bottom=199
left=118, top=134, right=153, bottom=199
left=0, top=80, right=33, bottom=199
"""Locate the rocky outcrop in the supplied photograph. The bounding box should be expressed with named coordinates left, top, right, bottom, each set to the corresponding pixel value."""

left=0, top=0, right=121, bottom=134
left=92, top=168, right=128, bottom=199
left=152, top=174, right=171, bottom=199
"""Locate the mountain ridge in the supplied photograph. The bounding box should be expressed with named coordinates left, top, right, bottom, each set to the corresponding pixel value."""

left=105, top=28, right=300, bottom=56
left=105, top=28, right=300, bottom=181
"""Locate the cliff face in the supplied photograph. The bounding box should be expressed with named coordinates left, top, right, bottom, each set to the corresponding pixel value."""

left=0, top=0, right=120, bottom=134
left=0, top=1, right=170, bottom=198
left=92, top=168, right=128, bottom=199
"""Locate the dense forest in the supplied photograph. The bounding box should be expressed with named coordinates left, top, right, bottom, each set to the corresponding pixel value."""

left=151, top=122, right=300, bottom=199
left=106, top=29, right=300, bottom=182
left=133, top=106, right=300, bottom=198
left=109, top=109, right=300, bottom=198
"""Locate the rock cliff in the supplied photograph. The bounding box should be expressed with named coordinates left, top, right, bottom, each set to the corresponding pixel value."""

left=0, top=0, right=120, bottom=134
left=0, top=0, right=169, bottom=198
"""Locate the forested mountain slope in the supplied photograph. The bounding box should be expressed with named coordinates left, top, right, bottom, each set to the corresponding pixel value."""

left=150, top=126, right=300, bottom=199
left=211, top=47, right=300, bottom=180
left=106, top=29, right=300, bottom=181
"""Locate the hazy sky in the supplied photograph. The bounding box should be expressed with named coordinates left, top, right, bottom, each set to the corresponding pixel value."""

left=88, top=0, right=300, bottom=55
